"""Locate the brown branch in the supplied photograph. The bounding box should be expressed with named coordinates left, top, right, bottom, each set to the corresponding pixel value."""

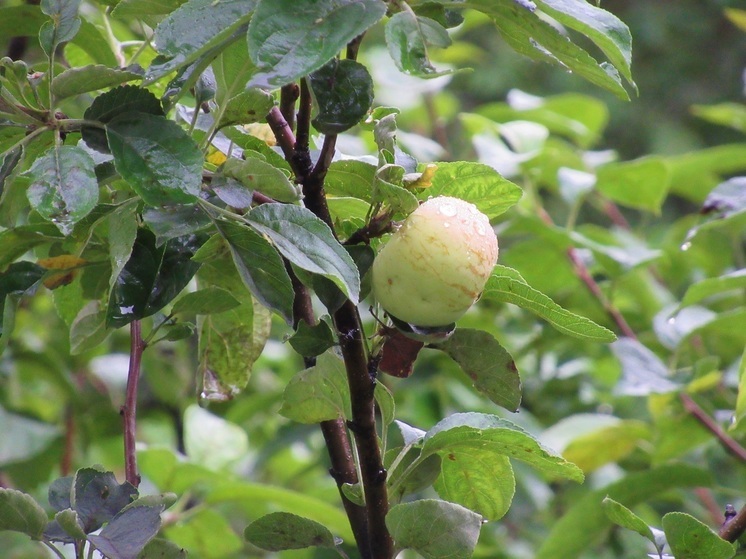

left=280, top=84, right=300, bottom=132
left=680, top=393, right=746, bottom=463
left=122, top=320, right=144, bottom=487
left=720, top=504, right=746, bottom=542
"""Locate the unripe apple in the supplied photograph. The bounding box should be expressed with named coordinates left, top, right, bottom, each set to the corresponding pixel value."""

left=371, top=196, right=498, bottom=327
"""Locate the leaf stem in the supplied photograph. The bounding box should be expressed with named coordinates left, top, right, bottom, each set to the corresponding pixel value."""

left=679, top=393, right=746, bottom=463
left=42, top=541, right=66, bottom=559
left=123, top=320, right=144, bottom=487
left=0, top=125, right=50, bottom=161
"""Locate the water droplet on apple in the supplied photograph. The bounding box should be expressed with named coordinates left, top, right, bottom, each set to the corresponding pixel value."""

left=439, top=203, right=457, bottom=217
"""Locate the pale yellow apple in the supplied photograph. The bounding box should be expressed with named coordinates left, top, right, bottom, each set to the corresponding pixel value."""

left=371, top=196, right=498, bottom=327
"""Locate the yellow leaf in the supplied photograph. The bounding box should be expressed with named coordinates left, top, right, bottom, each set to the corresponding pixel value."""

left=37, top=255, right=87, bottom=289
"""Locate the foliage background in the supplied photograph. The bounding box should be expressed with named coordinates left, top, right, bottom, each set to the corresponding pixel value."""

left=1, top=1, right=745, bottom=558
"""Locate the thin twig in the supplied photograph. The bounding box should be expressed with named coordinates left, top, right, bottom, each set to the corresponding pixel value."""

left=679, top=393, right=746, bottom=463
left=123, top=320, right=144, bottom=487
left=720, top=504, right=746, bottom=542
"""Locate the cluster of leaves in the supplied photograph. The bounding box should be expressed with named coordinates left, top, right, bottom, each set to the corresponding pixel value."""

left=1, top=0, right=745, bottom=559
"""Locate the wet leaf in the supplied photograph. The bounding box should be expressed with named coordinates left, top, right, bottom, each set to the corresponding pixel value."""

left=308, top=58, right=374, bottom=134
left=244, top=512, right=336, bottom=551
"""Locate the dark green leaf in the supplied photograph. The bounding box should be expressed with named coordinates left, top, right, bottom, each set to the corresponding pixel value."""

left=107, top=113, right=203, bottom=206
left=386, top=499, right=482, bottom=559
left=150, top=0, right=256, bottom=79
left=662, top=512, right=735, bottom=559
left=171, top=287, right=241, bottom=316
left=0, top=224, right=62, bottom=269
left=602, top=497, right=656, bottom=544
left=288, top=319, right=336, bottom=358
left=0, top=488, right=49, bottom=540
left=482, top=266, right=616, bottom=342
left=280, top=351, right=350, bottom=423
left=142, top=205, right=211, bottom=246
left=52, top=65, right=142, bottom=100
left=83, top=85, right=164, bottom=154
left=88, top=499, right=166, bottom=559
left=24, top=145, right=98, bottom=235
left=536, top=464, right=712, bottom=559
left=39, top=0, right=81, bottom=57
left=71, top=467, right=138, bottom=532
left=48, top=477, right=73, bottom=511
left=423, top=162, right=523, bottom=219
left=435, top=451, right=514, bottom=521
left=423, top=412, right=584, bottom=483
left=209, top=176, right=254, bottom=210
left=0, top=261, right=45, bottom=338
left=246, top=204, right=360, bottom=303
left=220, top=158, right=301, bottom=203
left=248, top=0, right=387, bottom=88
left=308, top=58, right=374, bottom=134
left=385, top=12, right=453, bottom=78
left=107, top=229, right=204, bottom=328
left=214, top=219, right=294, bottom=325
left=437, top=328, right=521, bottom=412
left=244, top=512, right=336, bottom=551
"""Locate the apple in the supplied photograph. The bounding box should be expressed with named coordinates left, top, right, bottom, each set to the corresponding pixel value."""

left=371, top=196, right=498, bottom=327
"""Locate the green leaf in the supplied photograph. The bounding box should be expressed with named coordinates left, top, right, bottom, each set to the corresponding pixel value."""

left=288, top=319, right=336, bottom=358
left=164, top=509, right=242, bottom=558
left=111, top=0, right=186, bottom=19
left=220, top=158, right=301, bottom=203
left=142, top=204, right=211, bottom=246
left=731, top=347, right=746, bottom=432
left=107, top=113, right=203, bottom=206
left=611, top=338, right=679, bottom=396
left=197, top=248, right=272, bottom=398
left=386, top=499, right=482, bottom=559
left=280, top=351, right=351, bottom=423
left=0, top=225, right=61, bottom=269
left=681, top=269, right=746, bottom=308
left=536, top=464, right=712, bottom=559
left=246, top=204, right=360, bottom=303
left=595, top=157, right=670, bottom=213
left=51, top=65, right=142, bottom=100
left=324, top=160, right=376, bottom=201
left=691, top=102, right=746, bottom=134
left=212, top=34, right=259, bottom=107
left=662, top=512, right=735, bottom=559
left=172, top=287, right=241, bottom=316
left=435, top=451, right=515, bottom=521
left=465, top=0, right=630, bottom=100
left=183, top=405, right=248, bottom=470
left=0, top=262, right=45, bottom=338
left=437, top=328, right=521, bottom=412
left=39, top=0, right=82, bottom=58
left=214, top=219, right=294, bottom=325
left=667, top=144, right=746, bottom=203
left=0, top=406, right=60, bottom=466
left=423, top=162, right=523, bottom=219
left=0, top=488, right=49, bottom=540
left=68, top=18, right=119, bottom=67
left=137, top=538, right=187, bottom=559
left=385, top=12, right=453, bottom=78
left=244, top=512, right=336, bottom=551
left=423, top=413, right=584, bottom=483
left=69, top=302, right=109, bottom=354
left=482, top=266, right=616, bottom=342
left=88, top=498, right=168, bottom=559
left=150, top=0, right=256, bottom=79
left=54, top=508, right=86, bottom=540
left=308, top=58, right=374, bottom=134
left=24, top=145, right=98, bottom=235
left=248, top=0, right=387, bottom=88
left=72, top=467, right=138, bottom=532
left=601, top=497, right=655, bottom=544
left=216, top=88, right=274, bottom=129
left=107, top=229, right=203, bottom=328
left=83, top=85, right=164, bottom=154
left=535, top=0, right=635, bottom=88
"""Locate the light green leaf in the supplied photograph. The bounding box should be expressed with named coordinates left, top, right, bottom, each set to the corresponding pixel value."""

left=595, top=157, right=670, bottom=213
left=0, top=406, right=60, bottom=467
left=183, top=404, right=248, bottom=470
left=423, top=161, right=523, bottom=219
left=246, top=204, right=360, bottom=303
left=691, top=102, right=746, bottom=134
left=423, top=413, right=584, bottom=483
left=602, top=497, right=656, bottom=544
left=681, top=269, right=746, bottom=308
left=324, top=160, right=376, bottom=201
left=437, top=328, right=521, bottom=412
left=52, top=65, right=142, bottom=100
left=244, top=512, right=336, bottom=551
left=0, top=487, right=49, bottom=540
left=165, top=509, right=243, bottom=559
left=107, top=113, right=203, bottom=206
left=248, top=0, right=387, bottom=88
left=217, top=88, right=274, bottom=129
left=482, top=266, right=616, bottom=342
left=172, top=287, right=241, bottom=316
left=220, top=158, right=300, bottom=203
left=663, top=512, right=735, bottom=559
left=386, top=499, right=482, bottom=559
left=731, top=347, right=746, bottom=432
left=385, top=12, right=453, bottom=78
left=435, top=451, right=515, bottom=521
left=24, top=145, right=98, bottom=235
left=150, top=0, right=256, bottom=79
left=537, top=464, right=712, bottom=559
left=280, top=351, right=351, bottom=424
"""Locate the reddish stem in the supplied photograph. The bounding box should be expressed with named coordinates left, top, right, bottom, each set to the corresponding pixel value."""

left=123, top=320, right=144, bottom=487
